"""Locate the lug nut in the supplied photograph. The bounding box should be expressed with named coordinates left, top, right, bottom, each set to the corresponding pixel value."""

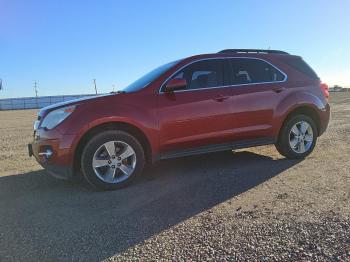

left=117, top=163, right=121, bottom=167
left=111, top=165, right=115, bottom=168
left=117, top=157, right=121, bottom=160
left=111, top=155, right=116, bottom=159
left=108, top=160, right=112, bottom=164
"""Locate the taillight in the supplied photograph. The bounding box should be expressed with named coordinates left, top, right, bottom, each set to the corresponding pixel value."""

left=320, top=82, right=329, bottom=99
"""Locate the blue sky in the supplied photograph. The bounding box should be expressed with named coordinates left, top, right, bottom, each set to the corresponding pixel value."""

left=1, top=0, right=349, bottom=98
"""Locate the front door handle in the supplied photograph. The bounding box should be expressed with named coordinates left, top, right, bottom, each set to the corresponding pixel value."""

left=272, top=87, right=286, bottom=93
left=213, top=96, right=229, bottom=102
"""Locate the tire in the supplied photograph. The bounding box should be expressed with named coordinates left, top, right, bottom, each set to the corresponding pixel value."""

left=81, top=130, right=145, bottom=190
left=275, top=114, right=318, bottom=159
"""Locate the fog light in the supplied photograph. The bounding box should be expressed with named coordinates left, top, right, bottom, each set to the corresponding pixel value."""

left=38, top=148, right=53, bottom=160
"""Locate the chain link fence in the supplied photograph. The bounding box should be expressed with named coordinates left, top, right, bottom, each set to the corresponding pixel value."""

left=0, top=94, right=97, bottom=110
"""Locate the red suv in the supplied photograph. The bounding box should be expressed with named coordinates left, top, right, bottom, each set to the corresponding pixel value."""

left=28, top=49, right=330, bottom=190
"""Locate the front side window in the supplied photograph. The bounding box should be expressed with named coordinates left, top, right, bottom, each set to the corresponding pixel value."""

left=229, top=58, right=285, bottom=85
left=166, top=59, right=224, bottom=91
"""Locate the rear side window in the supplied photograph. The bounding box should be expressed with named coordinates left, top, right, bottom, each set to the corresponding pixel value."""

left=228, top=58, right=285, bottom=85
left=168, top=59, right=224, bottom=90
left=284, top=58, right=319, bottom=80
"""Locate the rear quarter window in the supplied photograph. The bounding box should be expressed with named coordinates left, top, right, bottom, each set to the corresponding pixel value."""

left=284, top=58, right=319, bottom=80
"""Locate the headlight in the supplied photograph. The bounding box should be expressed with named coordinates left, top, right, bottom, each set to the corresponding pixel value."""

left=41, top=105, right=76, bottom=130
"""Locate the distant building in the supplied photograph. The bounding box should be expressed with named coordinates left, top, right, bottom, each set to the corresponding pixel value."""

left=329, top=85, right=344, bottom=92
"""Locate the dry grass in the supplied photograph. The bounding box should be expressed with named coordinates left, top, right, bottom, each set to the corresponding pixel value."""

left=0, top=109, right=40, bottom=176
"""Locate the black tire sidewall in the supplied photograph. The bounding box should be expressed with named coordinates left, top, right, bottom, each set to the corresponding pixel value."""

left=277, top=115, right=318, bottom=159
left=81, top=130, right=145, bottom=190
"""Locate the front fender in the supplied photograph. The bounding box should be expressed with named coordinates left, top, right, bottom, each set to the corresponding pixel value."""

left=58, top=97, right=158, bottom=164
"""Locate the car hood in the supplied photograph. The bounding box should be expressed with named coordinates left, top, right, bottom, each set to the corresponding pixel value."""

left=38, top=93, right=114, bottom=116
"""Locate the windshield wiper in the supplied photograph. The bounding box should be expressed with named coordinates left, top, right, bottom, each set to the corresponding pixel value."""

left=110, top=90, right=126, bottom=94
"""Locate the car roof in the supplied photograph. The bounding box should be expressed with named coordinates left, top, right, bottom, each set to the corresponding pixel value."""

left=181, top=50, right=299, bottom=63
left=218, top=49, right=289, bottom=55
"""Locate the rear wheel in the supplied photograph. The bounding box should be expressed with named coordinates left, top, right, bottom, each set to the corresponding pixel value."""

left=275, top=115, right=318, bottom=159
left=81, top=130, right=145, bottom=190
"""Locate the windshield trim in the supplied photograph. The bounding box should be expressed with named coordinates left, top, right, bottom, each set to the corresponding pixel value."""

left=122, top=59, right=182, bottom=93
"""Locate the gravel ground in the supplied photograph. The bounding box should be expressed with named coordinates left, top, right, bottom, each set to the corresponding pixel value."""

left=0, top=93, right=349, bottom=261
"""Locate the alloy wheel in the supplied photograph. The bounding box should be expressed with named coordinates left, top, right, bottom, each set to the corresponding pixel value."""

left=92, top=141, right=136, bottom=183
left=289, top=121, right=314, bottom=154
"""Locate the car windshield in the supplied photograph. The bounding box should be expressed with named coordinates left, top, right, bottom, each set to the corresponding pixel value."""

left=122, top=60, right=181, bottom=92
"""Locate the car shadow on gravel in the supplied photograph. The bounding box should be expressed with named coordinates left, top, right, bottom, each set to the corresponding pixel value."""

left=0, top=150, right=301, bottom=262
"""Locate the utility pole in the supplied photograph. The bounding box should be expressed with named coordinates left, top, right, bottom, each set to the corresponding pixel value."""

left=34, top=81, right=38, bottom=98
left=34, top=81, right=39, bottom=108
left=93, top=79, right=98, bottom=94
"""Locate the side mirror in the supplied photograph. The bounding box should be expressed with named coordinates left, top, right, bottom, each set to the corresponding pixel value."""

left=164, top=78, right=187, bottom=92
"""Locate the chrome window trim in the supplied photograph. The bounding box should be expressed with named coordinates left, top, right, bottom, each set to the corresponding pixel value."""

left=158, top=56, right=288, bottom=94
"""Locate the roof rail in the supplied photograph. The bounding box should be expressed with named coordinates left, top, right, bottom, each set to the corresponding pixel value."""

left=218, top=49, right=289, bottom=55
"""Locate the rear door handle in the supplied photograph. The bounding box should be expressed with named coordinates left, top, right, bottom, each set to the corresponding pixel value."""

left=213, top=96, right=229, bottom=102
left=272, top=87, right=286, bottom=93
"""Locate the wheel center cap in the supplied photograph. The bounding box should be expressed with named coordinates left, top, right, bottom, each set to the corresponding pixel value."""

left=110, top=159, right=120, bottom=166
left=297, top=135, right=305, bottom=140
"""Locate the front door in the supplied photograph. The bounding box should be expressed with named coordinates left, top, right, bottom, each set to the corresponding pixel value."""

left=157, top=59, right=235, bottom=153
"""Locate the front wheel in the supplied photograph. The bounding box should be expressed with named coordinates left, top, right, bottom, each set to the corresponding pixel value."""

left=275, top=115, right=318, bottom=159
left=81, top=130, right=145, bottom=190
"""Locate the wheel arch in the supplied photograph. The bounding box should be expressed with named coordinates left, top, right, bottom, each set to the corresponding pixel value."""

left=275, top=90, right=326, bottom=139
left=73, top=121, right=153, bottom=175
left=279, top=105, right=321, bottom=139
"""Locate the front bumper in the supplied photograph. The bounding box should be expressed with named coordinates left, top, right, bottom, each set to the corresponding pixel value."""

left=28, top=129, right=76, bottom=180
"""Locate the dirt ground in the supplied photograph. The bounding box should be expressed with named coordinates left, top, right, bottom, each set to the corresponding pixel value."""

left=0, top=93, right=349, bottom=261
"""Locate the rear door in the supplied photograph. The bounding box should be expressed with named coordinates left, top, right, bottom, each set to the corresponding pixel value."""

left=157, top=59, right=235, bottom=153
left=227, top=58, right=287, bottom=141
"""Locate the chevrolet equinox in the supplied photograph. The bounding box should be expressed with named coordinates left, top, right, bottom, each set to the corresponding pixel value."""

left=28, top=49, right=331, bottom=190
